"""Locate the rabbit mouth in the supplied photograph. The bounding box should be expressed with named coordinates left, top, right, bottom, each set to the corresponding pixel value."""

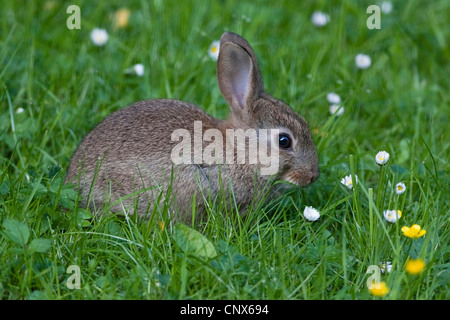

left=281, top=168, right=319, bottom=187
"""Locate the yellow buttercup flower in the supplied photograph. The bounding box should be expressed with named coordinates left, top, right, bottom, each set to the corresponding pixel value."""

left=44, top=0, right=57, bottom=11
left=368, top=281, right=389, bottom=297
left=115, top=8, right=131, bottom=28
left=405, top=258, right=426, bottom=275
left=401, top=224, right=426, bottom=239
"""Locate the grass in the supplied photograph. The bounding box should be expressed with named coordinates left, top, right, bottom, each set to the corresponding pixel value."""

left=0, top=0, right=449, bottom=300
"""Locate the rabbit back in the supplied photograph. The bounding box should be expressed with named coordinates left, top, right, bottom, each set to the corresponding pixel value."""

left=65, top=99, right=225, bottom=221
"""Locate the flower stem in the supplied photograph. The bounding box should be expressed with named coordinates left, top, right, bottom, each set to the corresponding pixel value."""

left=349, top=154, right=361, bottom=225
left=368, top=188, right=375, bottom=247
left=376, top=165, right=385, bottom=211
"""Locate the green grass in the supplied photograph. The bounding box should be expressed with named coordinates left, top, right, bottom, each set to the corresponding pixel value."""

left=0, top=0, right=449, bottom=300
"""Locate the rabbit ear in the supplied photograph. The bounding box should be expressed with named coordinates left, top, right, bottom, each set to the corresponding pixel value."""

left=217, top=32, right=264, bottom=113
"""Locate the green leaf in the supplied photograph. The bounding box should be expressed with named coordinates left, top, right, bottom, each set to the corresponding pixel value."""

left=59, top=187, right=78, bottom=208
left=48, top=165, right=61, bottom=179
left=28, top=290, right=49, bottom=300
left=1, top=180, right=10, bottom=196
left=28, top=181, right=47, bottom=198
left=106, top=221, right=124, bottom=237
left=75, top=208, right=93, bottom=226
left=390, top=164, right=408, bottom=176
left=29, top=238, right=52, bottom=253
left=8, top=247, right=25, bottom=254
left=211, top=240, right=249, bottom=272
left=2, top=219, right=30, bottom=246
left=174, top=224, right=217, bottom=259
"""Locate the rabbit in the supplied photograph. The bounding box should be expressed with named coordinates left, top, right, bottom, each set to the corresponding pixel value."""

left=65, top=32, right=319, bottom=223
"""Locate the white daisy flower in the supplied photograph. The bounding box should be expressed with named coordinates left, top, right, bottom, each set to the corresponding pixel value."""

left=311, top=11, right=330, bottom=27
left=380, top=261, right=392, bottom=274
left=341, top=174, right=358, bottom=189
left=381, top=1, right=393, bottom=14
left=330, top=104, right=344, bottom=116
left=124, top=63, right=145, bottom=76
left=355, top=53, right=371, bottom=69
left=90, top=28, right=108, bottom=46
left=383, top=209, right=402, bottom=223
left=327, top=92, right=341, bottom=104
left=375, top=151, right=390, bottom=165
left=133, top=64, right=144, bottom=76
left=395, top=182, right=406, bottom=195
left=303, top=206, right=320, bottom=221
left=208, top=40, right=220, bottom=61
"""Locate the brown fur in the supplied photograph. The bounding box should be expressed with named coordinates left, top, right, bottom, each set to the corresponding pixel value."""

left=65, top=32, right=319, bottom=222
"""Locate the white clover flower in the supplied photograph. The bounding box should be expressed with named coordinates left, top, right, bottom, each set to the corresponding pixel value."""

left=395, top=182, right=406, bottom=195
left=303, top=206, right=320, bottom=221
left=133, top=64, right=144, bottom=76
left=311, top=11, right=330, bottom=27
left=381, top=1, right=393, bottom=14
left=208, top=40, right=220, bottom=61
left=341, top=174, right=358, bottom=189
left=90, top=28, right=108, bottom=46
left=16, top=107, right=25, bottom=114
left=327, top=92, right=341, bottom=104
left=375, top=151, right=390, bottom=165
left=380, top=261, right=392, bottom=274
left=383, top=209, right=402, bottom=223
left=355, top=53, right=371, bottom=69
left=330, top=104, right=344, bottom=116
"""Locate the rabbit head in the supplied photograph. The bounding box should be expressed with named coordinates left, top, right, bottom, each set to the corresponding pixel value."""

left=217, top=32, right=319, bottom=187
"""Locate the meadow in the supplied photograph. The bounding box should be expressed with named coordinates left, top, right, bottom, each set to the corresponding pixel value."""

left=0, top=0, right=448, bottom=300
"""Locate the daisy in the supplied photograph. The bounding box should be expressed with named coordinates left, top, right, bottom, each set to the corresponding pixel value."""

left=375, top=151, right=390, bottom=165
left=383, top=209, right=402, bottom=223
left=395, top=182, right=406, bottom=195
left=311, top=11, right=330, bottom=27
left=133, top=63, right=144, bottom=76
left=381, top=1, right=393, bottom=14
left=90, top=28, right=108, bottom=46
left=355, top=53, right=371, bottom=69
left=303, top=206, right=320, bottom=221
left=124, top=64, right=145, bottom=76
left=341, top=174, right=358, bottom=189
left=380, top=261, right=392, bottom=274
left=208, top=40, right=220, bottom=61
left=330, top=104, right=344, bottom=116
left=327, top=92, right=341, bottom=104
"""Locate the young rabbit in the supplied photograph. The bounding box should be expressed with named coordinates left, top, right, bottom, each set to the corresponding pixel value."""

left=65, top=32, right=319, bottom=222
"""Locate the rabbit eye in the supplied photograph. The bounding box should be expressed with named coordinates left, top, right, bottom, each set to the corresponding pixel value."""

left=278, top=134, right=292, bottom=149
